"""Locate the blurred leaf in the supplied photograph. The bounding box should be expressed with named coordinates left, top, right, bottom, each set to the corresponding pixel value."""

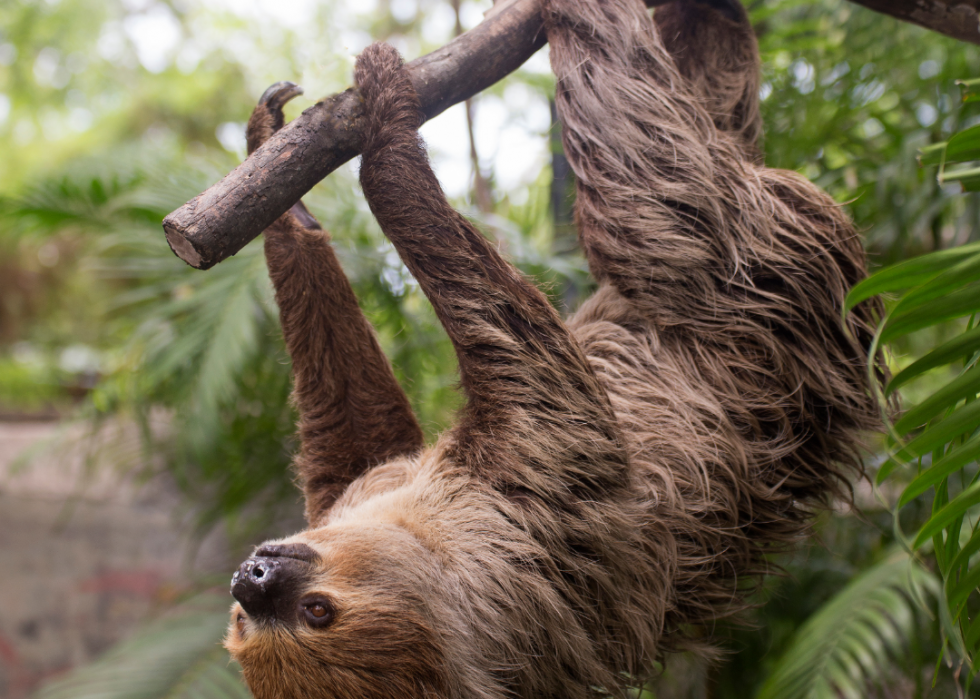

left=844, top=243, right=980, bottom=311
left=894, top=364, right=980, bottom=433
left=879, top=283, right=980, bottom=343
left=899, top=433, right=980, bottom=506
left=863, top=97, right=980, bottom=675
left=943, top=166, right=980, bottom=192
left=958, top=78, right=980, bottom=104
left=888, top=325, right=980, bottom=395
left=32, top=596, right=247, bottom=699
left=912, top=481, right=980, bottom=549
left=755, top=550, right=938, bottom=699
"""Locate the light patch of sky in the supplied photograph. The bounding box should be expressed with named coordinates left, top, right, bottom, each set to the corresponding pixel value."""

left=121, top=0, right=549, bottom=198
left=0, top=94, right=10, bottom=126
left=204, top=0, right=323, bottom=31
left=34, top=47, right=70, bottom=89
left=216, top=121, right=248, bottom=156
left=421, top=102, right=471, bottom=198
left=0, top=43, right=18, bottom=66
left=97, top=22, right=128, bottom=63
left=68, top=107, right=94, bottom=132
left=919, top=60, right=940, bottom=80
left=458, top=0, right=485, bottom=30
left=421, top=4, right=456, bottom=44
left=123, top=4, right=182, bottom=73
left=916, top=102, right=938, bottom=128
left=790, top=59, right=814, bottom=95
left=390, top=0, right=418, bottom=24
left=862, top=117, right=884, bottom=139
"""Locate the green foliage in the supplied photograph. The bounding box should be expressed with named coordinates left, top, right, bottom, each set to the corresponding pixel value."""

left=918, top=79, right=980, bottom=191
left=755, top=0, right=980, bottom=265
left=33, top=596, right=248, bottom=699
left=6, top=0, right=980, bottom=697
left=757, top=549, right=939, bottom=699
left=2, top=146, right=587, bottom=539
left=0, top=354, right=65, bottom=411
left=845, top=95, right=980, bottom=680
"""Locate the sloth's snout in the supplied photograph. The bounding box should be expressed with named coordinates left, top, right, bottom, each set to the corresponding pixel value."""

left=231, top=557, right=284, bottom=618
left=231, top=543, right=317, bottom=620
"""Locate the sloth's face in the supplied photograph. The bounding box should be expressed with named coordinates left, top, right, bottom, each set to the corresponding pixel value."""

left=224, top=524, right=449, bottom=698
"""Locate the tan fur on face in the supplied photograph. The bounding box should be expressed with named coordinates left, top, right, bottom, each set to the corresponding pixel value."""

left=226, top=0, right=884, bottom=696
left=227, top=517, right=450, bottom=698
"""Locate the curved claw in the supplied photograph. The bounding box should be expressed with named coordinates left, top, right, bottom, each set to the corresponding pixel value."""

left=247, top=82, right=305, bottom=155
left=258, top=81, right=305, bottom=110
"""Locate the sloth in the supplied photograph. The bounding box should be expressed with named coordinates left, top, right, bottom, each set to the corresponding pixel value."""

left=223, top=0, right=881, bottom=696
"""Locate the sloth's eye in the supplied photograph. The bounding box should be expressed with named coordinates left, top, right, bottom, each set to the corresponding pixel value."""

left=236, top=613, right=247, bottom=636
left=301, top=598, right=335, bottom=628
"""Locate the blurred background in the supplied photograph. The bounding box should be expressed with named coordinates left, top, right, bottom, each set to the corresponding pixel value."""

left=0, top=0, right=978, bottom=697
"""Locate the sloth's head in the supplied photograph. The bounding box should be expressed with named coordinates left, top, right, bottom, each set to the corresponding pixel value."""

left=224, top=524, right=450, bottom=698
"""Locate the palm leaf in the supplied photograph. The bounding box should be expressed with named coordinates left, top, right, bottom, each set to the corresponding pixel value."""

left=33, top=596, right=247, bottom=699
left=865, top=102, right=980, bottom=674
left=756, top=550, right=938, bottom=699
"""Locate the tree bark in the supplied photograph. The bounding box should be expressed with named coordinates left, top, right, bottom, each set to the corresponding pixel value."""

left=850, top=0, right=980, bottom=45
left=163, top=0, right=980, bottom=270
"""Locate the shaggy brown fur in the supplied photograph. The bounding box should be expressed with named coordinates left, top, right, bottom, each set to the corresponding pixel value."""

left=224, top=1, right=882, bottom=696
left=247, top=83, right=424, bottom=519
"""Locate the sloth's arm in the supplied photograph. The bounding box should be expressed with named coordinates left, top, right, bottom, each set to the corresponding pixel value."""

left=250, top=84, right=424, bottom=523
left=355, top=44, right=628, bottom=497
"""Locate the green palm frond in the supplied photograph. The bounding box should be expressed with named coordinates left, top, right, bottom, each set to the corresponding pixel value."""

left=843, top=97, right=980, bottom=675
left=756, top=549, right=939, bottom=699
left=33, top=596, right=247, bottom=699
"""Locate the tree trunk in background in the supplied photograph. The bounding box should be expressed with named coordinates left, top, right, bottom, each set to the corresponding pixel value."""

left=549, top=99, right=581, bottom=312
left=452, top=0, right=494, bottom=213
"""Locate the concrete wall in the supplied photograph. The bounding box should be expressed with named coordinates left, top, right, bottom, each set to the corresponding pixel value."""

left=0, top=420, right=235, bottom=699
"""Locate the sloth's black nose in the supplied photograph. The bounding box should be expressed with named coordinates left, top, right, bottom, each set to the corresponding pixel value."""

left=231, top=543, right=317, bottom=620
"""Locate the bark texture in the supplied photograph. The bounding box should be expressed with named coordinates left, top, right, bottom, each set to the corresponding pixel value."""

left=852, top=0, right=980, bottom=45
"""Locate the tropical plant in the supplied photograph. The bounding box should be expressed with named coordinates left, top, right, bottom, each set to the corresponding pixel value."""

left=756, top=549, right=939, bottom=699
left=32, top=595, right=247, bottom=699
left=843, top=79, right=980, bottom=686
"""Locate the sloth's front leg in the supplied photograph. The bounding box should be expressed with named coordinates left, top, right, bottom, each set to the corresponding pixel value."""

left=354, top=43, right=629, bottom=498
left=249, top=82, right=424, bottom=523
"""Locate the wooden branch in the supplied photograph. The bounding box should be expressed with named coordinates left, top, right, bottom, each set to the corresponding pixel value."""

left=163, top=0, right=980, bottom=270
left=850, top=0, right=980, bottom=45
left=163, top=0, right=551, bottom=269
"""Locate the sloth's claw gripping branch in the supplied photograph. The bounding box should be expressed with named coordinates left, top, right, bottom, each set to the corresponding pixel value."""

left=247, top=82, right=305, bottom=155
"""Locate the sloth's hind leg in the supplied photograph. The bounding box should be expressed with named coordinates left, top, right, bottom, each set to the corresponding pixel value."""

left=654, top=0, right=762, bottom=158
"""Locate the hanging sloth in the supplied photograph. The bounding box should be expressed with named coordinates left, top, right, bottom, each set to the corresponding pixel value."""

left=223, top=0, right=883, bottom=696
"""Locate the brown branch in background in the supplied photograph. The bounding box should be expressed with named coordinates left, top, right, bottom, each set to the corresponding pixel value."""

left=451, top=0, right=495, bottom=213
left=849, top=0, right=980, bottom=45
left=163, top=0, right=980, bottom=271
left=549, top=97, right=580, bottom=312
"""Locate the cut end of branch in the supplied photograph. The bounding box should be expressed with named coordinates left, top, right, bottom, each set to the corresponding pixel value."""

left=164, top=219, right=206, bottom=269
